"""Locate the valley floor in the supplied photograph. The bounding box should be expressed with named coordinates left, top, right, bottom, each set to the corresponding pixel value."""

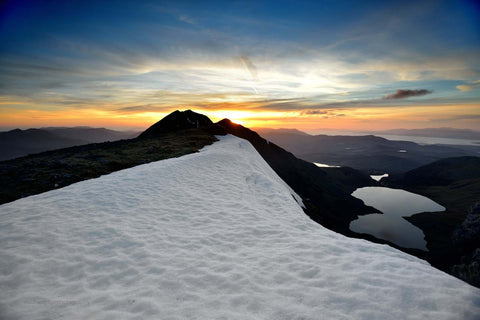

left=1, top=135, right=479, bottom=319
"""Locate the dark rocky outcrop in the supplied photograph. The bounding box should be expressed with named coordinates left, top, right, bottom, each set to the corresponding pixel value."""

left=452, top=203, right=480, bottom=287
left=452, top=249, right=480, bottom=288
left=453, top=202, right=480, bottom=247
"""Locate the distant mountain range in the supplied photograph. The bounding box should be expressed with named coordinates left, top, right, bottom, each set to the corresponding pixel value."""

left=372, top=128, right=480, bottom=140
left=43, top=126, right=139, bottom=143
left=257, top=128, right=480, bottom=173
left=0, top=127, right=139, bottom=161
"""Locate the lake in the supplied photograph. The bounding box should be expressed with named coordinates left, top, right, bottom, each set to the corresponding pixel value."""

left=349, top=187, right=445, bottom=250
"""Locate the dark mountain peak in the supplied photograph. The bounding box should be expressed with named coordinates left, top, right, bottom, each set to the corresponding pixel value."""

left=139, top=110, right=213, bottom=138
left=5, top=128, right=56, bottom=137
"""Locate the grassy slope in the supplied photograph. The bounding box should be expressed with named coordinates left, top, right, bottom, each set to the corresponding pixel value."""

left=0, top=129, right=217, bottom=205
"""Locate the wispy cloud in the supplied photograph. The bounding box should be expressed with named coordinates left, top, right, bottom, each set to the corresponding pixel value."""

left=433, top=114, right=480, bottom=121
left=178, top=14, right=196, bottom=25
left=383, top=89, right=432, bottom=100
left=239, top=55, right=258, bottom=81
left=456, top=80, right=480, bottom=92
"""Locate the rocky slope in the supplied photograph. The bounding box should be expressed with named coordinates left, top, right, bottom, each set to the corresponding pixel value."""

left=384, top=156, right=480, bottom=287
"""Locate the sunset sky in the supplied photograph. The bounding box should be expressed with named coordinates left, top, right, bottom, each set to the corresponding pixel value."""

left=1, top=0, right=479, bottom=131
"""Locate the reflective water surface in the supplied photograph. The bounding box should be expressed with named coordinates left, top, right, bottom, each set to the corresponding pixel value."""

left=370, top=173, right=388, bottom=181
left=350, top=187, right=445, bottom=250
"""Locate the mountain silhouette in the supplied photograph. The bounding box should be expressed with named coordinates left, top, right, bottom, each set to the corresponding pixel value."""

left=139, top=110, right=214, bottom=138
left=0, top=128, right=87, bottom=161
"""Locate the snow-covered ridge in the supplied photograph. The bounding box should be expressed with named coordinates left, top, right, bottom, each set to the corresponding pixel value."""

left=1, top=135, right=479, bottom=319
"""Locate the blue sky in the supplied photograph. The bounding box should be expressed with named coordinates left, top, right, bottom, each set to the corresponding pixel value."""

left=1, top=0, right=479, bottom=130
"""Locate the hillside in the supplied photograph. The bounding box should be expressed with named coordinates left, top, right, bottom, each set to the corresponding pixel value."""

left=0, top=129, right=217, bottom=204
left=44, top=127, right=139, bottom=143
left=386, top=156, right=480, bottom=188
left=257, top=129, right=480, bottom=173
left=0, top=127, right=139, bottom=161
left=1, top=135, right=478, bottom=319
left=0, top=128, right=88, bottom=161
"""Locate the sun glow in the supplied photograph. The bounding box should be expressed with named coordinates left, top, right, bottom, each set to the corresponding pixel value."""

left=207, top=110, right=255, bottom=123
left=1, top=99, right=479, bottom=131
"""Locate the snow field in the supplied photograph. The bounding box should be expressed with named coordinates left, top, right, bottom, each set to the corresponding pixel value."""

left=0, top=135, right=479, bottom=319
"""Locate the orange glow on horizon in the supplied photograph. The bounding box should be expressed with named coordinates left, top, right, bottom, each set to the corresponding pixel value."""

left=1, top=102, right=479, bottom=132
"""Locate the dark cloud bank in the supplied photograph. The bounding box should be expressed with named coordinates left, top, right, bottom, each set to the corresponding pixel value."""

left=383, top=89, right=432, bottom=100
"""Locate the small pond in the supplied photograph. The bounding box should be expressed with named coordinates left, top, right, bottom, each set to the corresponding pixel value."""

left=370, top=173, right=388, bottom=181
left=349, top=187, right=445, bottom=250
left=313, top=162, right=340, bottom=168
